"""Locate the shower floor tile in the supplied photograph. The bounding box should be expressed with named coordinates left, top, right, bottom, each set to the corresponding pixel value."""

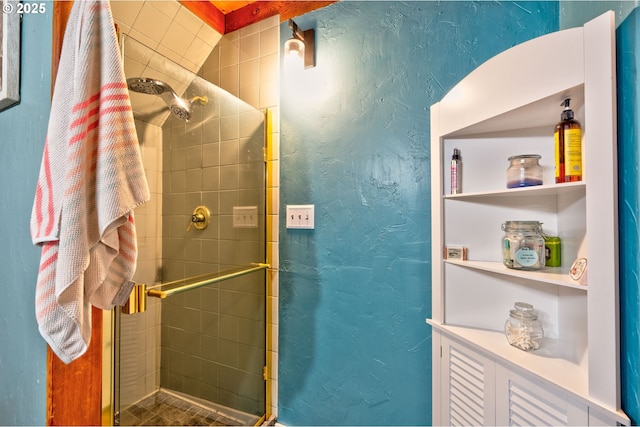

left=120, top=390, right=246, bottom=426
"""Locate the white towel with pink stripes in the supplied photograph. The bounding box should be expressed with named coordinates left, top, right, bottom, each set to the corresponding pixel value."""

left=30, top=0, right=150, bottom=363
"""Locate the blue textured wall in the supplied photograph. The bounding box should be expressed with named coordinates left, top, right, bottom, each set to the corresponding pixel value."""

left=560, top=0, right=638, bottom=29
left=0, top=9, right=51, bottom=426
left=617, top=7, right=640, bottom=425
left=278, top=2, right=558, bottom=425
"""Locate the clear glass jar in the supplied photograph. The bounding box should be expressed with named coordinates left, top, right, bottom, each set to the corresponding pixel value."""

left=505, top=302, right=544, bottom=351
left=507, top=154, right=543, bottom=188
left=502, top=221, right=545, bottom=270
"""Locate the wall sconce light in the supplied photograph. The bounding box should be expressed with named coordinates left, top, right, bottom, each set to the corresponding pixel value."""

left=284, top=19, right=315, bottom=69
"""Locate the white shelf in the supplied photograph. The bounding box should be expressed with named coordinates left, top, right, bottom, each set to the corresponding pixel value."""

left=443, top=181, right=585, bottom=200
left=444, top=259, right=588, bottom=290
left=427, top=321, right=588, bottom=401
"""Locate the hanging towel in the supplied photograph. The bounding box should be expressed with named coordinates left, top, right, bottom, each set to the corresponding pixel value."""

left=30, top=0, right=150, bottom=364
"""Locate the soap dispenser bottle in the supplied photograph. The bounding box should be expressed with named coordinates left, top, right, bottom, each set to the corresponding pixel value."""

left=554, top=98, right=582, bottom=183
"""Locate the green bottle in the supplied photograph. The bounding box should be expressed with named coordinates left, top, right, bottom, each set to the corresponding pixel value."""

left=544, top=236, right=561, bottom=267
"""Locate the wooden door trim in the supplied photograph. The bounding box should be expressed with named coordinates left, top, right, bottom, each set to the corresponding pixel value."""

left=47, top=2, right=104, bottom=426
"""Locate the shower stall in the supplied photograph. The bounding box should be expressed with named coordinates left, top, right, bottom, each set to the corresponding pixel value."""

left=115, top=34, right=267, bottom=426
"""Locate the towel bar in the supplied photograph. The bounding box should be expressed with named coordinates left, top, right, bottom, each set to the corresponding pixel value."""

left=122, top=263, right=270, bottom=314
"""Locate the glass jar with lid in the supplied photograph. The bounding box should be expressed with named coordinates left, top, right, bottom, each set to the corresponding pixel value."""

left=502, top=221, right=545, bottom=270
left=507, top=154, right=543, bottom=188
left=505, top=302, right=544, bottom=351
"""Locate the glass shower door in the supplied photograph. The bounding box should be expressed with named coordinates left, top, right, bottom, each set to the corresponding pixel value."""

left=116, top=34, right=267, bottom=427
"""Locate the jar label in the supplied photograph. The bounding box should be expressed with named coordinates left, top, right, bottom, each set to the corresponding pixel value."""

left=516, top=247, right=539, bottom=267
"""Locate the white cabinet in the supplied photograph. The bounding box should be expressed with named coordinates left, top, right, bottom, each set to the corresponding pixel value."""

left=495, top=362, right=588, bottom=426
left=436, top=334, right=496, bottom=426
left=428, top=11, right=629, bottom=426
left=436, top=334, right=589, bottom=426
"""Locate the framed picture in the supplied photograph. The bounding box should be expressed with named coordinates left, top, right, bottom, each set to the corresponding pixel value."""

left=0, top=0, right=21, bottom=111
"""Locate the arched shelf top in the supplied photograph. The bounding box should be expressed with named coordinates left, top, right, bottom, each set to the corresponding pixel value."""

left=436, top=25, right=587, bottom=137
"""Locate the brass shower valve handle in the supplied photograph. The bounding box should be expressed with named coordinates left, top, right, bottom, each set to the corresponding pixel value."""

left=186, top=206, right=211, bottom=231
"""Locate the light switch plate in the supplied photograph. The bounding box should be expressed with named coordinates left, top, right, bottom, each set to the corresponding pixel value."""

left=233, top=206, right=258, bottom=228
left=286, top=205, right=315, bottom=229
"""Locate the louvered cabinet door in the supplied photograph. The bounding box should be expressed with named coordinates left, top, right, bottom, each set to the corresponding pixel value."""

left=441, top=336, right=496, bottom=426
left=495, top=364, right=588, bottom=426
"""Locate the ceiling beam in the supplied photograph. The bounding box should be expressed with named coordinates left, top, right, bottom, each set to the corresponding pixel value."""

left=182, top=1, right=337, bottom=35
left=226, top=1, right=335, bottom=33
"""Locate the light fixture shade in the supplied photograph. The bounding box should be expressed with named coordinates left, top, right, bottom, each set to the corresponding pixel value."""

left=285, top=37, right=305, bottom=59
left=285, top=19, right=315, bottom=69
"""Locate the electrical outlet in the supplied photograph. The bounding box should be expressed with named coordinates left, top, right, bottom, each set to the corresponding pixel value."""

left=286, top=205, right=315, bottom=229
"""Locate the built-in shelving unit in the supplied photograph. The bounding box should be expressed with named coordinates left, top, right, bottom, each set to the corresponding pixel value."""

left=428, top=11, right=629, bottom=426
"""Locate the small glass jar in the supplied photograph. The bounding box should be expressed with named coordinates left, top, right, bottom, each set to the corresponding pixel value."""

left=507, top=154, right=543, bottom=188
left=502, top=221, right=545, bottom=270
left=505, top=302, right=544, bottom=351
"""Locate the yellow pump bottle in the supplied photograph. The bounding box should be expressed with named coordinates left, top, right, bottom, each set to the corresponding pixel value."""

left=554, top=98, right=582, bottom=183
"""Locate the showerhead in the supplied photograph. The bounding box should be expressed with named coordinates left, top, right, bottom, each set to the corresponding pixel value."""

left=170, top=103, right=191, bottom=121
left=127, top=77, right=207, bottom=122
left=127, top=77, right=171, bottom=95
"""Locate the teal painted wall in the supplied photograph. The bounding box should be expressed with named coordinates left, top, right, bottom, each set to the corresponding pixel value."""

left=560, top=0, right=638, bottom=29
left=0, top=8, right=51, bottom=426
left=617, top=7, right=640, bottom=424
left=278, top=2, right=558, bottom=425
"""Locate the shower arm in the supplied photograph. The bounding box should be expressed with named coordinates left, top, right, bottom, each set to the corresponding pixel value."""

left=191, top=95, right=208, bottom=105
